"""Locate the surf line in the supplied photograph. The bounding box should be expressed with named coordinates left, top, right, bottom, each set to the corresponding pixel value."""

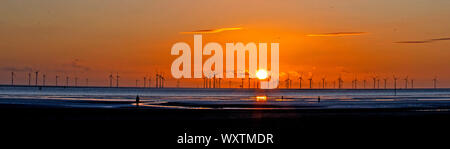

left=177, top=132, right=211, bottom=146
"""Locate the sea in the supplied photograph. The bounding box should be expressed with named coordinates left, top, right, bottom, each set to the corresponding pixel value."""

left=1, top=85, right=450, bottom=110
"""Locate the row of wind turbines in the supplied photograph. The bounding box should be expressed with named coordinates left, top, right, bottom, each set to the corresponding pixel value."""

left=9, top=71, right=168, bottom=88
left=8, top=71, right=439, bottom=89
left=285, top=73, right=438, bottom=89
left=10, top=71, right=83, bottom=87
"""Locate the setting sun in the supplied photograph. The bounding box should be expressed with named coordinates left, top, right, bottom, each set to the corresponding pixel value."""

left=256, top=70, right=268, bottom=80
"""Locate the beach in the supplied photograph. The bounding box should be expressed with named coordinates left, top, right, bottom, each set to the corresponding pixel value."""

left=0, top=86, right=449, bottom=147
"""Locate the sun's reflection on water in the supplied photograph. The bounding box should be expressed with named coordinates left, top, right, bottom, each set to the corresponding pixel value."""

left=256, top=96, right=267, bottom=102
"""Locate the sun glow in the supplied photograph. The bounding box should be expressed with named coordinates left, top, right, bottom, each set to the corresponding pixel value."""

left=256, top=69, right=268, bottom=80
left=256, top=96, right=267, bottom=102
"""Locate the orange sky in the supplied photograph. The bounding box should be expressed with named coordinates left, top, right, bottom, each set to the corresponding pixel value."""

left=1, top=0, right=450, bottom=88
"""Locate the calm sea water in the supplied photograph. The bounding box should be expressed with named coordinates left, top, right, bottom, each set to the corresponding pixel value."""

left=1, top=86, right=450, bottom=110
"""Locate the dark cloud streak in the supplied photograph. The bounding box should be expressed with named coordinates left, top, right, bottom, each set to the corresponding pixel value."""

left=0, top=66, right=33, bottom=72
left=395, top=37, right=450, bottom=44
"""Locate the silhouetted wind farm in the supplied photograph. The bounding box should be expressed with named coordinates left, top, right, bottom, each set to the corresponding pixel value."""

left=2, top=70, right=445, bottom=90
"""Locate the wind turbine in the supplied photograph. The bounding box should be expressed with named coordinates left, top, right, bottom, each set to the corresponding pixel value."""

left=337, top=75, right=343, bottom=89
left=383, top=78, right=388, bottom=89
left=354, top=75, right=358, bottom=89
left=298, top=72, right=303, bottom=89
left=28, top=72, right=31, bottom=86
left=11, top=72, right=14, bottom=86
left=135, top=79, right=139, bottom=87
left=321, top=76, right=326, bottom=89
left=285, top=74, right=292, bottom=89
left=377, top=78, right=380, bottom=89
left=241, top=76, right=244, bottom=88
left=308, top=76, right=313, bottom=89
left=393, top=75, right=398, bottom=96
left=35, top=71, right=39, bottom=86
left=404, top=76, right=408, bottom=89
left=411, top=79, right=414, bottom=89
left=116, top=73, right=119, bottom=88
left=433, top=76, right=437, bottom=89
left=160, top=73, right=165, bottom=88
left=363, top=79, right=366, bottom=88
left=352, top=80, right=355, bottom=88
left=156, top=73, right=160, bottom=88
left=109, top=73, right=113, bottom=87
left=372, top=76, right=377, bottom=89
left=43, top=74, right=46, bottom=86
left=56, top=75, right=59, bottom=86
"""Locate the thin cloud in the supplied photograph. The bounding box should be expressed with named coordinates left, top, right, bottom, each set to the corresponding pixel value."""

left=306, top=32, right=366, bottom=37
left=1, top=66, right=33, bottom=72
left=395, top=37, right=450, bottom=44
left=63, top=59, right=90, bottom=72
left=180, top=27, right=242, bottom=34
left=431, top=37, right=450, bottom=41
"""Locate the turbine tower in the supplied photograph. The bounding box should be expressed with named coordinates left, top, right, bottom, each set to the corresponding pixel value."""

left=116, top=73, right=119, bottom=88
left=337, top=75, right=343, bottom=89
left=43, top=74, right=46, bottom=86
left=135, top=79, right=139, bottom=87
left=393, top=75, right=398, bottom=96
left=308, top=77, right=313, bottom=89
left=363, top=79, right=366, bottom=88
left=433, top=76, right=437, bottom=89
left=372, top=76, right=377, bottom=89
left=322, top=77, right=326, bottom=89
left=285, top=74, right=292, bottom=89
left=11, top=72, right=14, bottom=86
left=28, top=72, right=31, bottom=86
left=156, top=73, right=160, bottom=88
left=35, top=71, right=39, bottom=86
left=377, top=79, right=380, bottom=89
left=404, top=76, right=408, bottom=89
left=298, top=72, right=303, bottom=89
left=109, top=73, right=113, bottom=87
left=160, top=74, right=165, bottom=88
left=56, top=75, right=59, bottom=86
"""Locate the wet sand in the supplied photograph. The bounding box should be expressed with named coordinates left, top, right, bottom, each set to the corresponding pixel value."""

left=1, top=86, right=450, bottom=147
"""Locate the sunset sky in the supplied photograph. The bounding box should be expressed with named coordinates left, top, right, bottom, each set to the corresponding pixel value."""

left=1, top=0, right=449, bottom=88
